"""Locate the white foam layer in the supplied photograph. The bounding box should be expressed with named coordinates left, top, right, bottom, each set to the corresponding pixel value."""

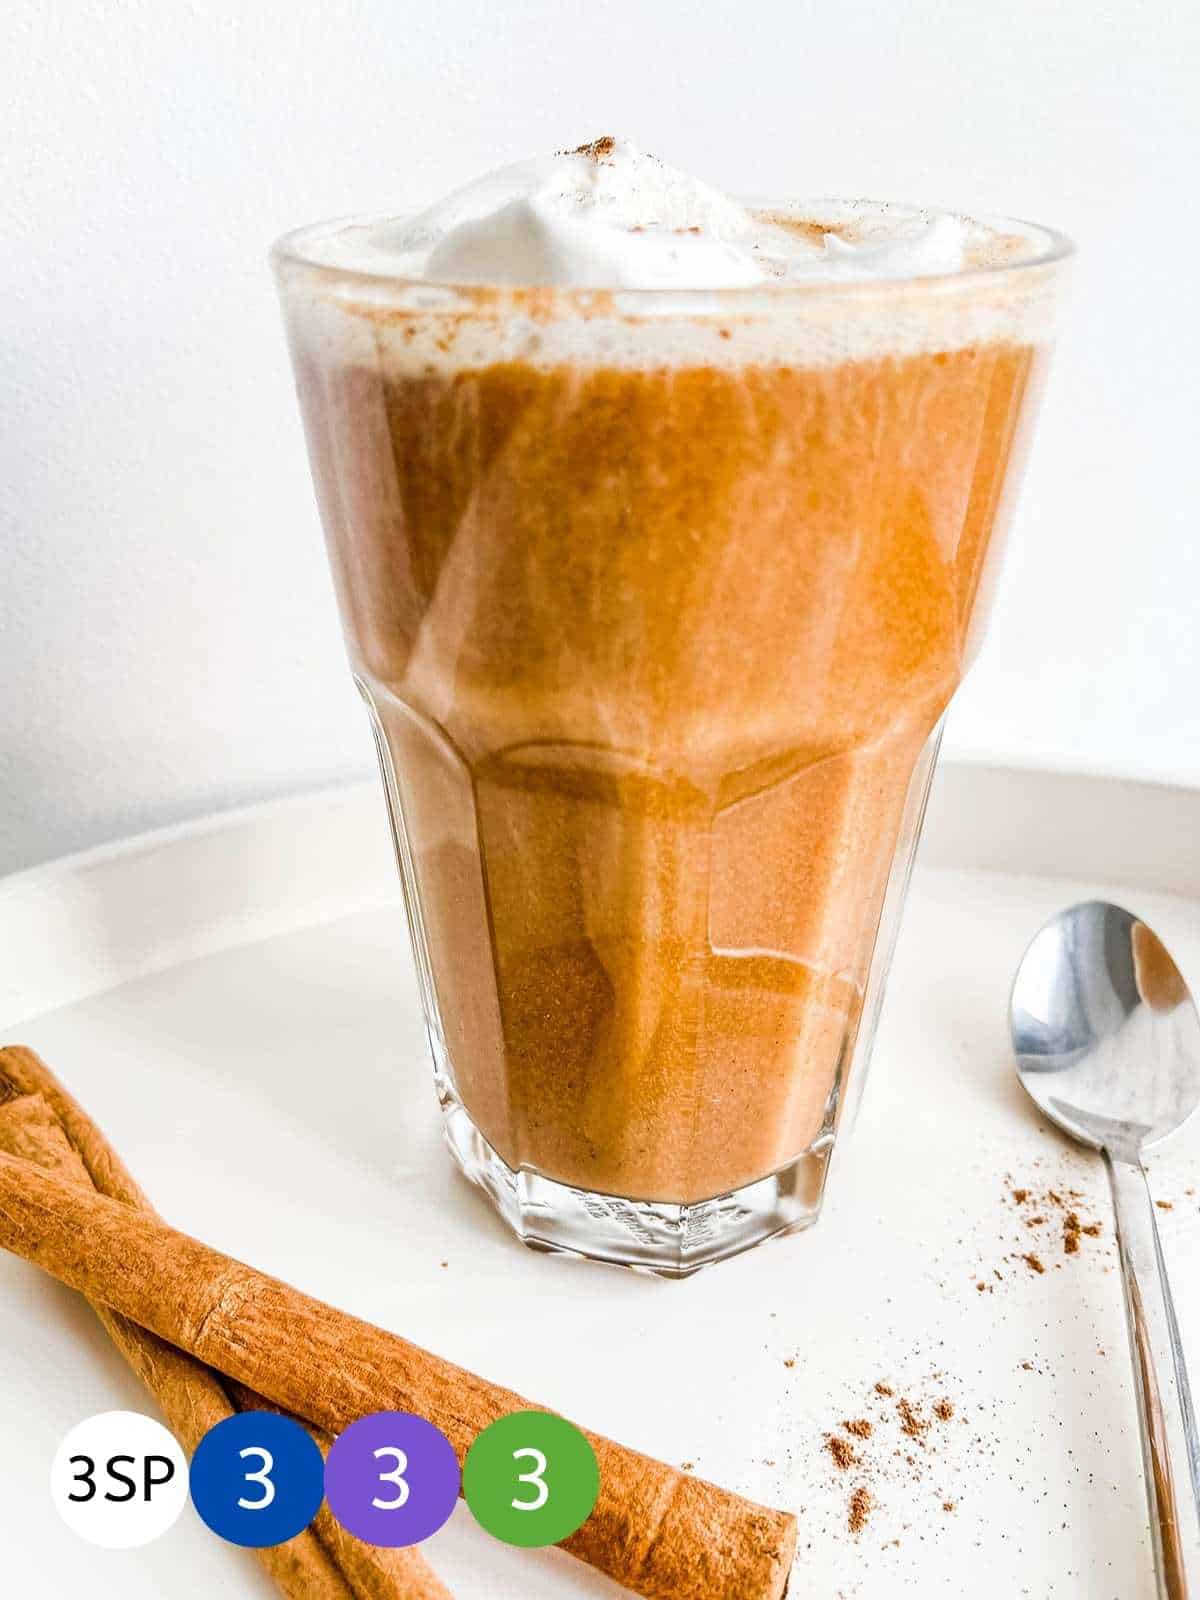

left=281, top=275, right=1061, bottom=375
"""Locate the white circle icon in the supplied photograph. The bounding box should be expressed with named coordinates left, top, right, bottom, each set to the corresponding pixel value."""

left=50, top=1411, right=189, bottom=1549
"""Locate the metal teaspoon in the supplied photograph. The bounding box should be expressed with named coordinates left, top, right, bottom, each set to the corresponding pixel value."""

left=1011, top=900, right=1200, bottom=1599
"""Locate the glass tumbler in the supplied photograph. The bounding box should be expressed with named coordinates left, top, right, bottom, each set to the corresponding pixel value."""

left=273, top=207, right=1069, bottom=1274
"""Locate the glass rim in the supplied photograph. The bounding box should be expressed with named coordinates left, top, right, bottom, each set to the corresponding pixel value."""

left=271, top=198, right=1073, bottom=314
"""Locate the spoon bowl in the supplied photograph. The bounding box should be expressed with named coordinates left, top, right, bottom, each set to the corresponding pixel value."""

left=1011, top=899, right=1200, bottom=1160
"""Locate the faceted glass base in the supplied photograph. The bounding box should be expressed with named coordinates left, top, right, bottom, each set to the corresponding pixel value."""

left=437, top=1071, right=831, bottom=1278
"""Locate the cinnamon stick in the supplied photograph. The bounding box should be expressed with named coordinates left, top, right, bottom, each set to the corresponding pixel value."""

left=0, top=1129, right=796, bottom=1599
left=0, top=1092, right=350, bottom=1598
left=0, top=1047, right=450, bottom=1600
left=225, top=1379, right=449, bottom=1600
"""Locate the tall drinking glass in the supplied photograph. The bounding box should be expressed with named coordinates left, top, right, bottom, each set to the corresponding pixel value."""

left=274, top=205, right=1069, bottom=1274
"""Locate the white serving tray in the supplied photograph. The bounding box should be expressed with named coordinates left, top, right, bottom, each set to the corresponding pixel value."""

left=1, top=764, right=1198, bottom=1600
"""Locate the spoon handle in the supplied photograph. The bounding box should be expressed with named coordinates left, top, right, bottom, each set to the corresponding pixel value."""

left=1106, top=1152, right=1200, bottom=1600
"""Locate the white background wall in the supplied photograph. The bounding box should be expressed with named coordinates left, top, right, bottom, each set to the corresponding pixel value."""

left=2, top=0, right=1198, bottom=874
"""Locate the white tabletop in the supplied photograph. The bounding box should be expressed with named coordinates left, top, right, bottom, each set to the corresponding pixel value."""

left=1, top=771, right=1198, bottom=1598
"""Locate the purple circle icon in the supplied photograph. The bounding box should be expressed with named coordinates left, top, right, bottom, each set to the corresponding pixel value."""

left=324, top=1412, right=460, bottom=1547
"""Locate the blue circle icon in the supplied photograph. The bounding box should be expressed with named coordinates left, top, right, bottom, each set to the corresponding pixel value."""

left=190, top=1411, right=324, bottom=1548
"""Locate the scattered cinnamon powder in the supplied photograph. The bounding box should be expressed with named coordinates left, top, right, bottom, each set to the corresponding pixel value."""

left=1003, top=1181, right=1105, bottom=1274
left=567, top=135, right=616, bottom=160
left=897, top=1399, right=927, bottom=1439
left=823, top=1379, right=961, bottom=1540
left=848, top=1486, right=871, bottom=1534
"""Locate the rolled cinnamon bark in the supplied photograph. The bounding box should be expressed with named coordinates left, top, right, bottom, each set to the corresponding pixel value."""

left=224, top=1379, right=448, bottom=1600
left=0, top=1089, right=352, bottom=1599
left=0, top=1094, right=796, bottom=1600
left=0, top=1046, right=450, bottom=1600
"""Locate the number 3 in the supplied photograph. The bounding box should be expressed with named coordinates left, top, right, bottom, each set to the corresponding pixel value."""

left=372, top=1446, right=410, bottom=1510
left=511, top=1447, right=548, bottom=1511
left=67, top=1455, right=96, bottom=1504
left=238, top=1446, right=276, bottom=1510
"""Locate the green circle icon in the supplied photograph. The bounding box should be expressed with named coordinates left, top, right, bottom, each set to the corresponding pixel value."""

left=463, top=1411, right=599, bottom=1547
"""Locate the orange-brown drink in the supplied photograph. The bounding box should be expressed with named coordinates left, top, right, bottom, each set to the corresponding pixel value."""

left=274, top=139, right=1069, bottom=1272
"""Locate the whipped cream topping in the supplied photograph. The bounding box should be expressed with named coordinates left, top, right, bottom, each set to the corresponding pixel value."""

left=278, top=143, right=1064, bottom=373
left=362, top=137, right=980, bottom=290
